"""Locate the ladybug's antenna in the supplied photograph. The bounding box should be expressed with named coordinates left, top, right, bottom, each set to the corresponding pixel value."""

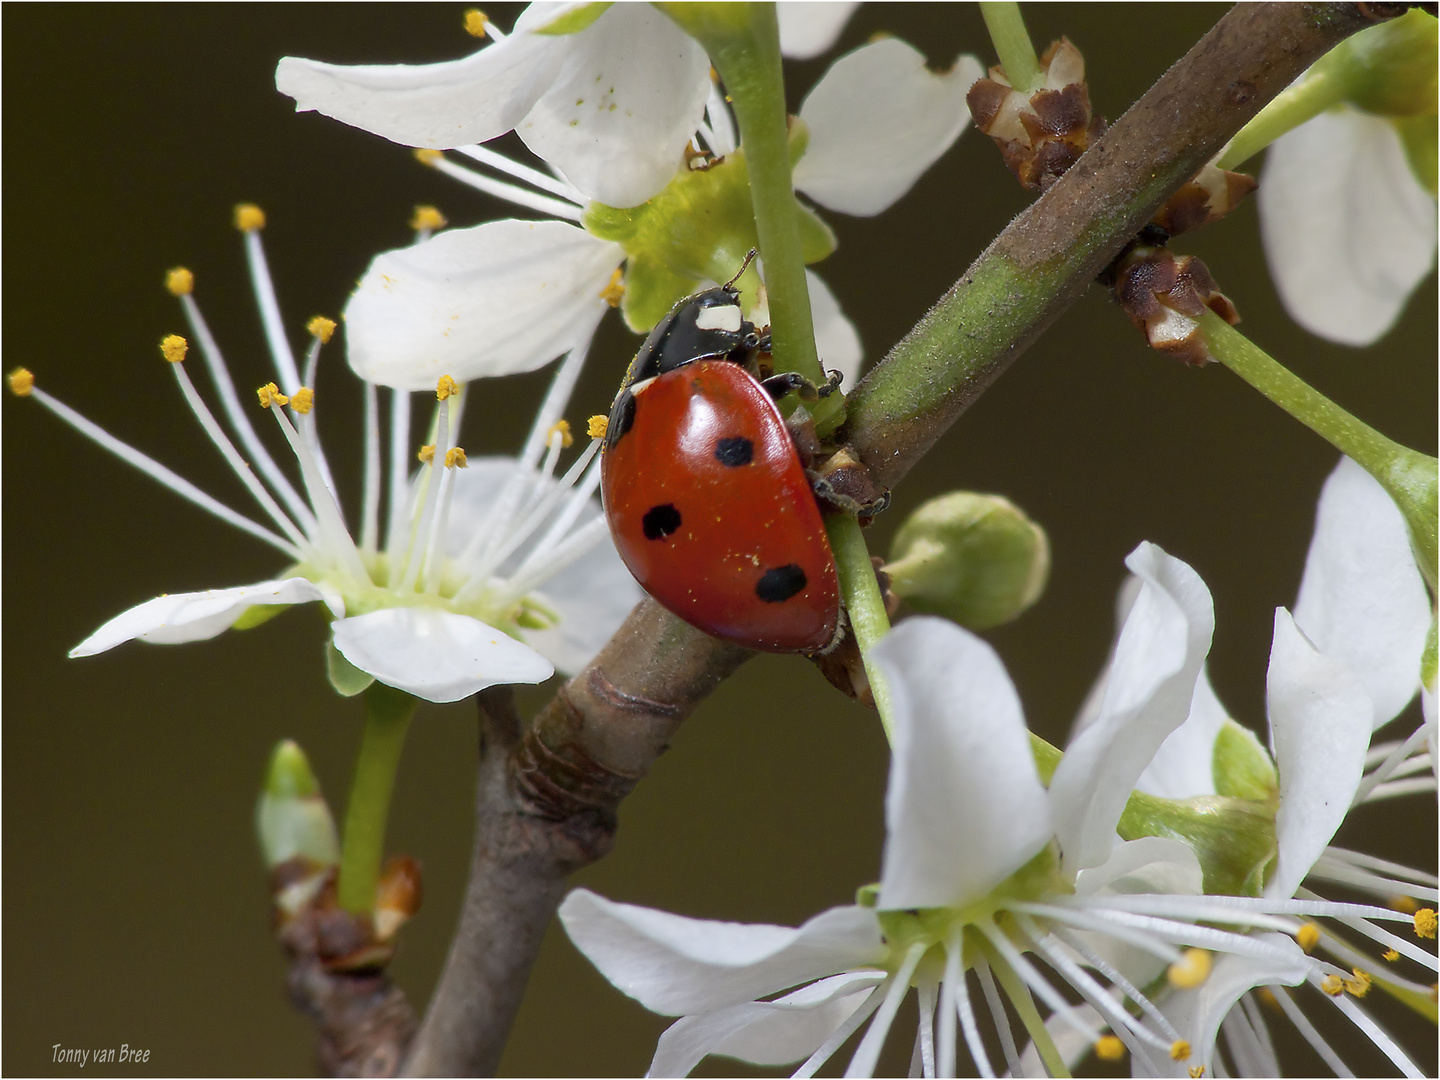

left=723, top=249, right=759, bottom=291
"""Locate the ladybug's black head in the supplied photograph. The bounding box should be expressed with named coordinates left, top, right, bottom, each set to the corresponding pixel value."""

left=622, top=284, right=761, bottom=388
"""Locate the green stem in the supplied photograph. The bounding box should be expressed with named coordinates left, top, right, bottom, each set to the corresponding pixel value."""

left=662, top=3, right=844, bottom=431
left=1201, top=312, right=1438, bottom=591
left=826, top=514, right=896, bottom=745
left=980, top=2, right=1042, bottom=93
left=1216, top=65, right=1346, bottom=169
left=979, top=935, right=1072, bottom=1078
left=337, top=683, right=418, bottom=914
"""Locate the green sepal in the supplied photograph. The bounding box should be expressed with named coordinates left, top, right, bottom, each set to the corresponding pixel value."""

left=232, top=603, right=288, bottom=631
left=583, top=140, right=837, bottom=334
left=1331, top=10, right=1438, bottom=119
left=1396, top=114, right=1439, bottom=197
left=1117, top=790, right=1277, bottom=897
left=1424, top=617, right=1438, bottom=693
left=256, top=739, right=341, bottom=870
left=1212, top=719, right=1279, bottom=801
left=1029, top=732, right=1062, bottom=785
left=654, top=2, right=753, bottom=44
left=532, top=2, right=612, bottom=36
left=326, top=639, right=375, bottom=697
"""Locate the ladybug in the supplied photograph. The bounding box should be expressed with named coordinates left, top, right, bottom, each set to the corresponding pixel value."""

left=600, top=262, right=842, bottom=653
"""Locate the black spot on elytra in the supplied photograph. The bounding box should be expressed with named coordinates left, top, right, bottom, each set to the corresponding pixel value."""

left=609, top=390, right=637, bottom=446
left=714, top=435, right=753, bottom=467
left=755, top=564, right=807, bottom=603
left=642, top=503, right=682, bottom=541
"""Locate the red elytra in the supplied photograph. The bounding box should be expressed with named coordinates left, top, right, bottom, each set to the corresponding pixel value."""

left=600, top=360, right=840, bottom=653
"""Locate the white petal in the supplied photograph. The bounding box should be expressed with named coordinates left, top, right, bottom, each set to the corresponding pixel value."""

left=330, top=607, right=553, bottom=703
left=516, top=4, right=710, bottom=207
left=1072, top=836, right=1205, bottom=988
left=1071, top=574, right=1144, bottom=735
left=344, top=219, right=621, bottom=389
left=1265, top=608, right=1372, bottom=899
left=777, top=2, right=860, bottom=59
left=1050, top=543, right=1214, bottom=874
left=872, top=617, right=1052, bottom=911
left=557, top=889, right=885, bottom=1016
left=1293, top=455, right=1430, bottom=729
left=275, top=31, right=561, bottom=150
left=444, top=459, right=641, bottom=675
left=70, top=577, right=341, bottom=657
left=808, top=270, right=863, bottom=386
left=1135, top=665, right=1230, bottom=798
left=1259, top=107, right=1437, bottom=346
left=649, top=973, right=879, bottom=1076
left=794, top=40, right=983, bottom=216
left=1133, top=935, right=1310, bottom=1078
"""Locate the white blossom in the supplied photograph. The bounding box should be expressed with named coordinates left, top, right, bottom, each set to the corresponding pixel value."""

left=31, top=215, right=639, bottom=704
left=1259, top=106, right=1436, bottom=346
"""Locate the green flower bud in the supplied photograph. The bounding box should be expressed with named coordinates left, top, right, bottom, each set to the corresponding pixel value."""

left=885, top=492, right=1049, bottom=630
left=1326, top=10, right=1438, bottom=119
left=256, top=740, right=340, bottom=870
left=583, top=135, right=836, bottom=332
left=1212, top=719, right=1279, bottom=802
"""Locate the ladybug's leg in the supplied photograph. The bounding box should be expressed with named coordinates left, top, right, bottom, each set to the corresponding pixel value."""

left=818, top=369, right=843, bottom=398
left=761, top=371, right=819, bottom=402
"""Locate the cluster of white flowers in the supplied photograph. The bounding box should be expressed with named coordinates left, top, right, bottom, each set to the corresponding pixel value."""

left=560, top=455, right=1436, bottom=1077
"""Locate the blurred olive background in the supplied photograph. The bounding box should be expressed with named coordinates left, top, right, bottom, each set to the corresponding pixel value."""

left=4, top=4, right=1435, bottom=1076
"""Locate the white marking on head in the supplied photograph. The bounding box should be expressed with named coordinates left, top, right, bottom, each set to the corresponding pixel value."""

left=694, top=303, right=743, bottom=333
left=627, top=376, right=657, bottom=396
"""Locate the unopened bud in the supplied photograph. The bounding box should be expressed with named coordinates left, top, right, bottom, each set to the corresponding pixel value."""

left=1151, top=161, right=1258, bottom=239
left=374, top=855, right=424, bottom=941
left=967, top=38, right=1105, bottom=191
left=885, top=492, right=1049, bottom=629
left=1111, top=246, right=1239, bottom=366
left=256, top=740, right=340, bottom=870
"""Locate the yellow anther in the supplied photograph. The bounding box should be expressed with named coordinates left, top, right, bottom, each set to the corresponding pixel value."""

left=8, top=368, right=35, bottom=397
left=587, top=414, right=609, bottom=440
left=257, top=382, right=288, bottom=409
left=1415, top=908, right=1437, bottom=939
left=1296, top=922, right=1321, bottom=951
left=464, top=8, right=488, bottom=36
left=1188, top=1068, right=1205, bottom=1079
left=1344, top=968, right=1372, bottom=998
left=1321, top=974, right=1345, bottom=996
left=1256, top=987, right=1280, bottom=1010
left=307, top=316, right=337, bottom=343
left=165, top=267, right=194, bottom=296
left=289, top=387, right=315, bottom=415
left=418, top=444, right=436, bottom=464
left=234, top=204, right=266, bottom=232
left=548, top=419, right=574, bottom=449
left=160, top=334, right=189, bottom=364
left=1391, top=894, right=1420, bottom=914
left=599, top=267, right=625, bottom=307
left=1384, top=948, right=1401, bottom=962
left=436, top=375, right=460, bottom=400
left=445, top=446, right=468, bottom=469
left=1094, top=1035, right=1125, bottom=1062
left=1167, top=948, right=1211, bottom=989
left=411, top=205, right=448, bottom=232
left=414, top=148, right=443, bottom=167
left=1169, top=1040, right=1191, bottom=1061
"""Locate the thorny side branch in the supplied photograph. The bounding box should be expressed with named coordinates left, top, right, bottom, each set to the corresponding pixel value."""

left=377, top=4, right=1393, bottom=1076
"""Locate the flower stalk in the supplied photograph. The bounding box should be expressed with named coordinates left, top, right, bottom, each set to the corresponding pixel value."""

left=660, top=3, right=842, bottom=430
left=337, top=683, right=419, bottom=914
left=1199, top=311, right=1437, bottom=591
left=979, top=2, right=1043, bottom=94
left=827, top=514, right=896, bottom=744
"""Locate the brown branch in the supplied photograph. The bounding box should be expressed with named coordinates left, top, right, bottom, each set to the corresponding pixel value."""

left=400, top=4, right=1392, bottom=1075
left=845, top=1, right=1385, bottom=488
left=403, top=605, right=751, bottom=1076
